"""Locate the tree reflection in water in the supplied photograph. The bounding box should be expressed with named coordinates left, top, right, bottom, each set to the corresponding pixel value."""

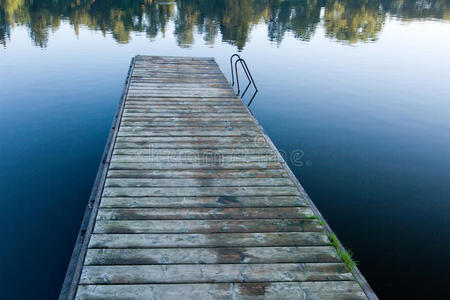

left=0, top=0, right=449, bottom=48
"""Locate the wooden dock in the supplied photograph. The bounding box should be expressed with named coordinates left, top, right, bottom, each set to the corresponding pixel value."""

left=61, top=56, right=376, bottom=299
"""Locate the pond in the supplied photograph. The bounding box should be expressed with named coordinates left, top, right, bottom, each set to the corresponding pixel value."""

left=0, top=0, right=449, bottom=299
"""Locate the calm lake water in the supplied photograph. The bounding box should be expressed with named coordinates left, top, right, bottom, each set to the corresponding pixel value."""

left=1, top=0, right=449, bottom=299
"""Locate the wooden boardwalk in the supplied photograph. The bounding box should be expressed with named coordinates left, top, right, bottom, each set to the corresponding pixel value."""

left=61, top=56, right=376, bottom=299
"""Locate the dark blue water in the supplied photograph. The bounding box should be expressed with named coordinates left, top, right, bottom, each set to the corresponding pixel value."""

left=1, top=1, right=449, bottom=299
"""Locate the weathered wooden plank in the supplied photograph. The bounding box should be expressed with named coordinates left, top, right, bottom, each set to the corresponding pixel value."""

left=136, top=55, right=214, bottom=60
left=127, top=91, right=232, bottom=96
left=118, top=132, right=266, bottom=141
left=130, top=80, right=228, bottom=84
left=118, top=125, right=257, bottom=131
left=119, top=122, right=253, bottom=130
left=122, top=112, right=247, bottom=118
left=114, top=135, right=262, bottom=142
left=124, top=101, right=240, bottom=106
left=127, top=86, right=233, bottom=91
left=88, top=232, right=329, bottom=248
left=127, top=86, right=231, bottom=92
left=94, top=219, right=323, bottom=234
left=131, top=72, right=226, bottom=77
left=132, top=64, right=219, bottom=69
left=114, top=135, right=263, bottom=142
left=133, top=64, right=221, bottom=74
left=116, top=132, right=261, bottom=138
left=96, top=207, right=313, bottom=220
left=127, top=92, right=232, bottom=96
left=134, top=61, right=217, bottom=66
left=113, top=142, right=267, bottom=149
left=132, top=65, right=221, bottom=70
left=132, top=67, right=222, bottom=71
left=104, top=178, right=293, bottom=188
left=130, top=74, right=228, bottom=78
left=132, top=70, right=224, bottom=74
left=118, top=124, right=256, bottom=130
left=122, top=111, right=249, bottom=117
left=130, top=77, right=228, bottom=82
left=125, top=101, right=242, bottom=106
left=130, top=79, right=229, bottom=84
left=125, top=96, right=238, bottom=101
left=124, top=107, right=248, bottom=113
left=117, top=129, right=261, bottom=136
left=130, top=70, right=225, bottom=74
left=133, top=66, right=221, bottom=70
left=130, top=83, right=230, bottom=88
left=106, top=169, right=286, bottom=179
left=132, top=64, right=221, bottom=69
left=113, top=142, right=265, bottom=149
left=126, top=104, right=241, bottom=110
left=135, top=58, right=214, bottom=61
left=123, top=105, right=245, bottom=110
left=121, top=116, right=251, bottom=122
left=99, top=196, right=308, bottom=208
left=133, top=63, right=217, bottom=67
left=117, top=129, right=261, bottom=137
left=123, top=109, right=245, bottom=114
left=131, top=72, right=225, bottom=77
left=109, top=155, right=278, bottom=163
left=133, top=62, right=217, bottom=65
left=134, top=62, right=218, bottom=66
left=133, top=64, right=220, bottom=68
left=135, top=59, right=215, bottom=63
left=131, top=72, right=225, bottom=76
left=112, top=148, right=273, bottom=156
left=132, top=64, right=220, bottom=68
left=113, top=142, right=266, bottom=149
left=135, top=60, right=216, bottom=64
left=80, top=263, right=352, bottom=284
left=133, top=62, right=221, bottom=66
left=122, top=113, right=250, bottom=118
left=76, top=282, right=366, bottom=300
left=129, top=83, right=231, bottom=89
left=124, top=105, right=245, bottom=111
left=135, top=57, right=214, bottom=61
left=108, top=162, right=283, bottom=170
left=118, top=121, right=256, bottom=128
left=101, top=186, right=300, bottom=197
left=84, top=246, right=340, bottom=265
left=122, top=111, right=246, bottom=117
left=125, top=99, right=239, bottom=104
left=134, top=59, right=215, bottom=63
left=133, top=62, right=218, bottom=67
left=132, top=68, right=221, bottom=72
left=126, top=97, right=241, bottom=102
left=133, top=62, right=218, bottom=65
left=110, top=152, right=276, bottom=159
left=132, top=63, right=220, bottom=68
left=127, top=78, right=232, bottom=83
left=128, top=89, right=232, bottom=94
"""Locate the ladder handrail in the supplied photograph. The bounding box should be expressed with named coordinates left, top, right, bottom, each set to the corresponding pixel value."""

left=230, top=54, right=241, bottom=86
left=230, top=54, right=258, bottom=106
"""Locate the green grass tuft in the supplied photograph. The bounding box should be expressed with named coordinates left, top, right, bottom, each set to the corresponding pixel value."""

left=328, top=233, right=358, bottom=271
left=306, top=216, right=358, bottom=272
left=306, top=215, right=327, bottom=227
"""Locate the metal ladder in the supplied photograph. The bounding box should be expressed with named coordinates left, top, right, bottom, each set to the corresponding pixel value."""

left=230, top=54, right=258, bottom=106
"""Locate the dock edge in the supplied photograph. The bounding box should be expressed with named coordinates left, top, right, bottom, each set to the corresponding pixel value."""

left=59, top=57, right=136, bottom=300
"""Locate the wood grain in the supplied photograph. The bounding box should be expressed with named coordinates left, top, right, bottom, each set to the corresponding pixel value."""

left=72, top=55, right=370, bottom=299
